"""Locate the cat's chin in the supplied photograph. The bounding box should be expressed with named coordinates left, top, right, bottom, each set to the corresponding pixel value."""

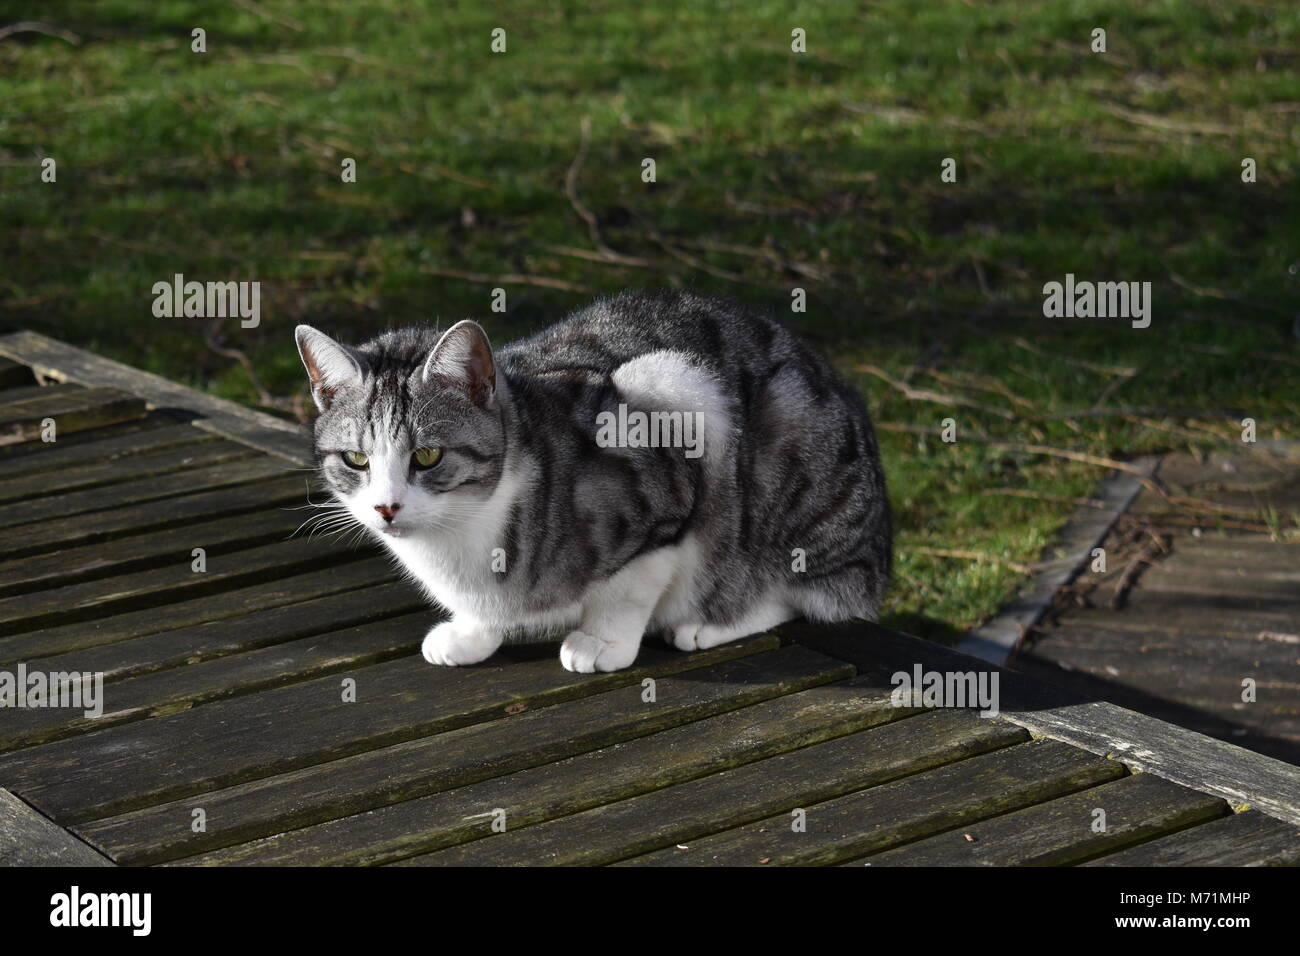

left=375, top=524, right=406, bottom=537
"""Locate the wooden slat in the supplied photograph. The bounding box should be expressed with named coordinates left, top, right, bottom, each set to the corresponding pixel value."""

left=1023, top=626, right=1299, bottom=687
left=0, top=331, right=309, bottom=464
left=17, top=580, right=425, bottom=681
left=0, top=383, right=84, bottom=405
left=99, top=645, right=854, bottom=865
left=1084, top=809, right=1300, bottom=866
left=0, top=455, right=294, bottom=530
left=1033, top=592, right=1300, bottom=640
left=623, top=739, right=1124, bottom=867
left=0, top=412, right=187, bottom=468
left=1153, top=451, right=1292, bottom=489
left=0, top=535, right=371, bottom=635
left=0, top=422, right=217, bottom=483
left=0, top=475, right=309, bottom=560
left=0, top=357, right=33, bottom=389
left=0, top=507, right=313, bottom=598
left=1152, top=537, right=1300, bottom=568
left=0, top=436, right=253, bottom=505
left=0, top=789, right=112, bottom=867
left=857, top=773, right=1225, bottom=866
left=1130, top=567, right=1300, bottom=601
left=914, top=651, right=1300, bottom=768
left=1019, top=619, right=1300, bottom=766
left=0, top=557, right=397, bottom=666
left=795, top=621, right=1300, bottom=827
left=0, top=635, right=782, bottom=825
left=397, top=710, right=1030, bottom=867
left=0, top=386, right=146, bottom=445
left=1132, top=487, right=1300, bottom=516
left=0, top=610, right=438, bottom=751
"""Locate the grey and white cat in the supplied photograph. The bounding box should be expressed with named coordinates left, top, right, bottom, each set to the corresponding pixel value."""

left=295, top=290, right=890, bottom=673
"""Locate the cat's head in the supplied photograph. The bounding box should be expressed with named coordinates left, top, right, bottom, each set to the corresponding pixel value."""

left=294, top=321, right=506, bottom=539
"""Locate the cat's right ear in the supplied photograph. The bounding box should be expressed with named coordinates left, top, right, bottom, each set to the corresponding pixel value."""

left=295, top=325, right=364, bottom=412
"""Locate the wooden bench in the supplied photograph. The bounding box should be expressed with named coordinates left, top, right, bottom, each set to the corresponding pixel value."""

left=0, top=330, right=1296, bottom=866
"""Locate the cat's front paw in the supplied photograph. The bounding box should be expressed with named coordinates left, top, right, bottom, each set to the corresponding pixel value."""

left=421, top=619, right=501, bottom=667
left=560, top=630, right=638, bottom=673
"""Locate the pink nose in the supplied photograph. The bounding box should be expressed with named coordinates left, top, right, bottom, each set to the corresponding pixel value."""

left=374, top=503, right=402, bottom=523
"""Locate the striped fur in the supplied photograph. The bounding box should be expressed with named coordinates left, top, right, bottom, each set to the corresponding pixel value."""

left=295, top=290, right=891, bottom=672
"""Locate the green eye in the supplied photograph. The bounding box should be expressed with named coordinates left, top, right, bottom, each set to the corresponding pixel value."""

left=342, top=451, right=369, bottom=468
left=412, top=446, right=443, bottom=469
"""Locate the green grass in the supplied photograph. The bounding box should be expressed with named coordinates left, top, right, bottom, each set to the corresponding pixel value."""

left=2, top=0, right=1297, bottom=641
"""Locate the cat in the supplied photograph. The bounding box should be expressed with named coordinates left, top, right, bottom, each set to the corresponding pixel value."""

left=294, top=290, right=891, bottom=673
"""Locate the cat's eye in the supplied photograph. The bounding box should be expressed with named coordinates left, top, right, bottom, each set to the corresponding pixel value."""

left=412, top=446, right=443, bottom=469
left=342, top=451, right=369, bottom=469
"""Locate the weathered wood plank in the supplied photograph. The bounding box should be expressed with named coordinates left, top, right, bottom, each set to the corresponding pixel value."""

left=1131, top=483, right=1300, bottom=516
left=857, top=772, right=1225, bottom=866
left=0, top=535, right=371, bottom=635
left=1084, top=809, right=1300, bottom=866
left=1038, top=596, right=1300, bottom=641
left=0, top=556, right=397, bottom=666
left=397, top=710, right=1029, bottom=866
left=0, top=357, right=33, bottom=390
left=0, top=507, right=311, bottom=597
left=1153, top=451, right=1293, bottom=490
left=0, top=788, right=112, bottom=867
left=0, top=422, right=217, bottom=483
left=0, top=386, right=147, bottom=446
left=1130, top=566, right=1300, bottom=600
left=98, top=646, right=853, bottom=865
left=1, top=635, right=781, bottom=824
left=793, top=621, right=1300, bottom=826
left=0, top=474, right=309, bottom=560
left=0, top=330, right=310, bottom=463
left=1153, top=537, right=1300, bottom=568
left=0, top=382, right=84, bottom=405
left=956, top=650, right=1300, bottom=767
left=1017, top=616, right=1300, bottom=765
left=625, top=739, right=1124, bottom=867
left=0, top=455, right=294, bottom=530
left=0, top=610, right=438, bottom=751
left=1024, top=625, right=1299, bottom=687
left=0, top=411, right=186, bottom=469
left=16, top=580, right=425, bottom=681
left=0, top=436, right=254, bottom=505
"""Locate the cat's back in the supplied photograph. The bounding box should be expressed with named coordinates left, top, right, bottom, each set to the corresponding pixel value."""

left=497, top=290, right=794, bottom=381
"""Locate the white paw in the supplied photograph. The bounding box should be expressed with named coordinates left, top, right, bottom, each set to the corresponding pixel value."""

left=672, top=623, right=703, bottom=652
left=421, top=619, right=500, bottom=666
left=673, top=623, right=736, bottom=652
left=560, top=630, right=639, bottom=673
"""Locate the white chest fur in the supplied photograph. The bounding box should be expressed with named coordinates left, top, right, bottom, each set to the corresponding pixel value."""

left=378, top=467, right=576, bottom=629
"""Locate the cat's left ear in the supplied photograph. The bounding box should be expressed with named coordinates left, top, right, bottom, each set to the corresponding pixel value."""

left=423, top=320, right=497, bottom=406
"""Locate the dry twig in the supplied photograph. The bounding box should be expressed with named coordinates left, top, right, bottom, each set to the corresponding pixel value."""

left=564, top=117, right=651, bottom=267
left=855, top=364, right=1017, bottom=420
left=420, top=265, right=593, bottom=295
left=910, top=546, right=1032, bottom=576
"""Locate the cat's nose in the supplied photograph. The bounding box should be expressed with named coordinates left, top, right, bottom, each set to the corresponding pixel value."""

left=374, top=503, right=402, bottom=523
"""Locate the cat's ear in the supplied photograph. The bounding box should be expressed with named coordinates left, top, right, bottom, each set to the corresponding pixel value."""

left=295, top=325, right=364, bottom=411
left=422, top=320, right=496, bottom=406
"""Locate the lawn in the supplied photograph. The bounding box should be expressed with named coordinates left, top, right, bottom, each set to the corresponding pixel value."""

left=2, top=0, right=1297, bottom=640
